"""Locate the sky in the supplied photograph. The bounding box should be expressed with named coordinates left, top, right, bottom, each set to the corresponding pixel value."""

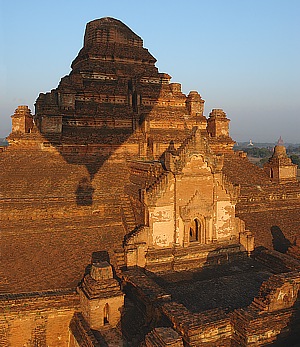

left=0, top=0, right=299, bottom=143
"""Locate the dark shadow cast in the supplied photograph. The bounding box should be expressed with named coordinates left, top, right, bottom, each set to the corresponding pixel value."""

left=120, top=272, right=172, bottom=346
left=271, top=225, right=292, bottom=253
left=83, top=251, right=111, bottom=276
left=147, top=248, right=271, bottom=314
left=90, top=330, right=109, bottom=347
left=32, top=18, right=167, bottom=207
left=119, top=246, right=275, bottom=346
left=75, top=177, right=95, bottom=206
left=91, top=250, right=110, bottom=264
left=120, top=244, right=300, bottom=346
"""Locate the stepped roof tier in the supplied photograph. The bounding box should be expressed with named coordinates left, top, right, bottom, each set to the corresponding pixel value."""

left=34, top=16, right=198, bottom=143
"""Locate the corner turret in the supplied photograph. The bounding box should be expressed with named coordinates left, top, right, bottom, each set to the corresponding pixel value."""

left=206, top=109, right=235, bottom=153
left=186, top=91, right=205, bottom=117
left=78, top=260, right=124, bottom=330
left=186, top=91, right=206, bottom=130
left=207, top=109, right=229, bottom=138
left=11, top=106, right=34, bottom=134
left=264, top=137, right=297, bottom=183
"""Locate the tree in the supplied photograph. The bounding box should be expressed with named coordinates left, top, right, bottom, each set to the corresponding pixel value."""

left=244, top=147, right=272, bottom=158
left=290, top=155, right=300, bottom=167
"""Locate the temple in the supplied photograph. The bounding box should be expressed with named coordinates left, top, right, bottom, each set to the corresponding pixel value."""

left=1, top=17, right=300, bottom=346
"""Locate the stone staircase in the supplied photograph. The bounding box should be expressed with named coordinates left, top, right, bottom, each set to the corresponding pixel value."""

left=113, top=248, right=126, bottom=274
left=120, top=195, right=137, bottom=233
left=143, top=170, right=173, bottom=205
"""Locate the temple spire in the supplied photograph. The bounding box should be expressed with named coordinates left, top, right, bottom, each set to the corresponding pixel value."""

left=277, top=136, right=284, bottom=145
left=264, top=138, right=297, bottom=183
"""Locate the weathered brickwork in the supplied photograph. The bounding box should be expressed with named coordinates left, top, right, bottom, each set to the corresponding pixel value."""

left=0, top=290, right=79, bottom=347
left=1, top=17, right=300, bottom=346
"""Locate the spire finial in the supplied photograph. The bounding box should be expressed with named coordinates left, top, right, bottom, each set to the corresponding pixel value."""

left=277, top=136, right=284, bottom=145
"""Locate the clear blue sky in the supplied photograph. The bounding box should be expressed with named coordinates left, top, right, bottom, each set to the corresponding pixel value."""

left=1, top=0, right=299, bottom=143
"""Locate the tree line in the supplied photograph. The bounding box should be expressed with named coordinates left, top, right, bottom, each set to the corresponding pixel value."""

left=238, top=146, right=300, bottom=168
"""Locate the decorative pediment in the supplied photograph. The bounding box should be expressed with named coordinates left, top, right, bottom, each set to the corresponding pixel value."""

left=163, top=128, right=225, bottom=175
left=180, top=190, right=212, bottom=221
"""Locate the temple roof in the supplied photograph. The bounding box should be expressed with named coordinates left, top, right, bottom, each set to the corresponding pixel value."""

left=72, top=17, right=157, bottom=70
left=84, top=17, right=143, bottom=48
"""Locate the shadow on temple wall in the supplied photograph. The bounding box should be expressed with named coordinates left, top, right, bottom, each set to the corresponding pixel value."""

left=42, top=80, right=163, bottom=208
left=271, top=225, right=292, bottom=253
left=84, top=251, right=110, bottom=276
left=36, top=88, right=162, bottom=208
left=91, top=250, right=110, bottom=263
left=75, top=177, right=95, bottom=206
left=26, top=19, right=167, bottom=207
left=120, top=295, right=149, bottom=345
left=136, top=247, right=270, bottom=314
left=120, top=271, right=171, bottom=346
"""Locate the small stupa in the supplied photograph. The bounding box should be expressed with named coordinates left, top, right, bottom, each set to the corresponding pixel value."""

left=264, top=137, right=297, bottom=183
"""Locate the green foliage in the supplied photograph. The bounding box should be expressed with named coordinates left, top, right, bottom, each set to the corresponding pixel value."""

left=243, top=147, right=272, bottom=158
left=290, top=154, right=300, bottom=167
left=287, top=145, right=300, bottom=154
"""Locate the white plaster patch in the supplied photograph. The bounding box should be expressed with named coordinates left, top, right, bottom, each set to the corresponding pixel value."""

left=150, top=205, right=174, bottom=247
left=216, top=201, right=234, bottom=237
left=151, top=209, right=171, bottom=222
left=154, top=234, right=170, bottom=246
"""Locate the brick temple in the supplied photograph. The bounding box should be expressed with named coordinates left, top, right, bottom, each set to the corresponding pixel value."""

left=1, top=17, right=300, bottom=346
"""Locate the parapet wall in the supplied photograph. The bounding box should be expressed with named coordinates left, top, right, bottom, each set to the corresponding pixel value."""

left=0, top=290, right=79, bottom=347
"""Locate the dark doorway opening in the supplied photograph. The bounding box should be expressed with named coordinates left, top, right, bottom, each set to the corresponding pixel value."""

left=104, top=303, right=109, bottom=325
left=190, top=218, right=200, bottom=242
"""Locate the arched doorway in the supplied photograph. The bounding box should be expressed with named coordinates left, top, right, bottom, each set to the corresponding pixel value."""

left=189, top=218, right=200, bottom=242
left=103, top=303, right=109, bottom=325
left=147, top=137, right=154, bottom=158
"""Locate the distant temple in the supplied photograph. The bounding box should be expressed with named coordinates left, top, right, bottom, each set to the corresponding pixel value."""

left=1, top=18, right=300, bottom=346
left=277, top=136, right=284, bottom=145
